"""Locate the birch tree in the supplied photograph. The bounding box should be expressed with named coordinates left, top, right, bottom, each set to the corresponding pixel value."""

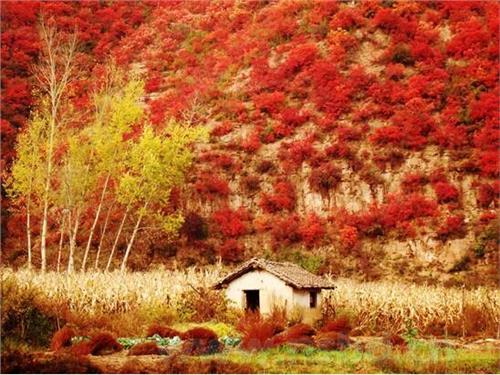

left=117, top=121, right=207, bottom=272
left=80, top=75, right=144, bottom=271
left=32, top=19, right=78, bottom=272
left=58, top=133, right=95, bottom=272
left=6, top=115, right=46, bottom=269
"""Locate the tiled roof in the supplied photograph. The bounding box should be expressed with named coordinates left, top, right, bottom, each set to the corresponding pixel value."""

left=213, top=257, right=335, bottom=289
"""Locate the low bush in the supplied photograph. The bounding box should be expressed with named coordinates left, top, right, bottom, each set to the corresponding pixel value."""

left=259, top=180, right=296, bottom=213
left=267, top=323, right=316, bottom=347
left=237, top=311, right=277, bottom=351
left=319, top=317, right=352, bottom=335
left=1, top=275, right=55, bottom=347
left=50, top=326, right=75, bottom=352
left=176, top=287, right=233, bottom=323
left=128, top=342, right=164, bottom=356
left=181, top=327, right=218, bottom=341
left=70, top=331, right=122, bottom=356
left=308, top=162, right=342, bottom=196
left=219, top=239, right=245, bottom=263
left=88, top=331, right=123, bottom=355
left=181, top=338, right=223, bottom=355
left=146, top=324, right=181, bottom=339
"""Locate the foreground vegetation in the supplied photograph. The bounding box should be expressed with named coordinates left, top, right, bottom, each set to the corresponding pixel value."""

left=2, top=266, right=499, bottom=373
left=2, top=267, right=499, bottom=341
left=3, top=338, right=499, bottom=374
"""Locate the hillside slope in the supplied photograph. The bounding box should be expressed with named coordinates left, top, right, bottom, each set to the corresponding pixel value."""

left=1, top=1, right=498, bottom=285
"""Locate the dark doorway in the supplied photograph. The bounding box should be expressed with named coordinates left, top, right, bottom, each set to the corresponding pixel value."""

left=244, top=290, right=260, bottom=311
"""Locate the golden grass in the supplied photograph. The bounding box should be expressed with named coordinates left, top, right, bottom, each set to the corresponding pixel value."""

left=2, top=267, right=499, bottom=337
left=325, top=278, right=500, bottom=336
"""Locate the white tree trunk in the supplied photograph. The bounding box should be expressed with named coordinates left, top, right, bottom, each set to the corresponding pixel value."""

left=67, top=208, right=81, bottom=273
left=56, top=214, right=66, bottom=272
left=94, top=201, right=113, bottom=270
left=105, top=206, right=130, bottom=272
left=26, top=196, right=32, bottom=269
left=81, top=174, right=110, bottom=272
left=120, top=202, right=148, bottom=273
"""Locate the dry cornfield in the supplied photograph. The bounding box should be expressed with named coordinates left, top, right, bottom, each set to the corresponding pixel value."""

left=2, top=267, right=499, bottom=337
left=324, top=278, right=500, bottom=337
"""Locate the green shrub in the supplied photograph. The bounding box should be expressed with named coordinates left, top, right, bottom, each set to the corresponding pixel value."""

left=1, top=275, right=55, bottom=347
left=175, top=286, right=240, bottom=323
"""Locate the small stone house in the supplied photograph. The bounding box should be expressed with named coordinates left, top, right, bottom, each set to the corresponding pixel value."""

left=213, top=258, right=335, bottom=323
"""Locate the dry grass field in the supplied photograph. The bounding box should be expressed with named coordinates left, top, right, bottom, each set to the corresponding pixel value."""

left=3, top=266, right=499, bottom=337
left=2, top=267, right=500, bottom=373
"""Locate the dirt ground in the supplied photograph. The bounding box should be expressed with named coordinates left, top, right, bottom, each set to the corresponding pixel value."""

left=27, top=336, right=500, bottom=374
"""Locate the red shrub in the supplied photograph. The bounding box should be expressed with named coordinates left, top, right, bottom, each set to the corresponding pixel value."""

left=479, top=211, right=497, bottom=223
left=70, top=341, right=94, bottom=356
left=50, top=326, right=75, bottom=352
left=195, top=174, right=230, bottom=200
left=253, top=91, right=285, bottom=114
left=346, top=193, right=438, bottom=237
left=180, top=212, right=208, bottom=242
left=181, top=338, right=223, bottom=356
left=212, top=207, right=247, bottom=237
left=146, top=324, right=181, bottom=339
left=309, top=162, right=342, bottom=196
left=181, top=327, right=218, bottom=341
left=299, top=213, right=325, bottom=248
left=270, top=214, right=301, bottom=248
left=370, top=126, right=403, bottom=146
left=237, top=312, right=276, bottom=351
left=329, top=7, right=365, bottom=30
left=219, top=239, right=245, bottom=263
left=266, top=323, right=316, bottom=348
left=279, top=107, right=309, bottom=128
left=478, top=150, right=499, bottom=177
left=259, top=180, right=296, bottom=213
left=241, top=132, right=261, bottom=152
left=240, top=175, right=261, bottom=194
left=325, top=142, right=353, bottom=159
left=438, top=215, right=465, bottom=238
left=433, top=124, right=468, bottom=149
left=88, top=332, right=123, bottom=355
left=477, top=183, right=499, bottom=208
left=401, top=172, right=427, bottom=193
left=433, top=181, right=459, bottom=203
left=337, top=126, right=362, bottom=142
left=339, top=226, right=358, bottom=248
left=279, top=137, right=315, bottom=170
left=311, top=60, right=353, bottom=119
left=211, top=120, right=233, bottom=137
left=128, top=342, right=162, bottom=356
left=473, top=120, right=499, bottom=151
left=386, top=63, right=405, bottom=80
left=320, top=317, right=352, bottom=335
left=256, top=160, right=275, bottom=174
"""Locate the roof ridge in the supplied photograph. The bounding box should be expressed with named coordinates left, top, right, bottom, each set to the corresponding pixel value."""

left=213, top=258, right=335, bottom=290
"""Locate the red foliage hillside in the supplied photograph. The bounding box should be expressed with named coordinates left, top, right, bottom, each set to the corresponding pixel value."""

left=1, top=1, right=498, bottom=284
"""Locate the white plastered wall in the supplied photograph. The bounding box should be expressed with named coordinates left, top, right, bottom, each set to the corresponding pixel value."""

left=224, top=269, right=293, bottom=314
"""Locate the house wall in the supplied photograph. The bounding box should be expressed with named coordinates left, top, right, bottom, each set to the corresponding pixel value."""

left=224, top=270, right=322, bottom=324
left=292, top=289, right=322, bottom=324
left=225, top=270, right=293, bottom=314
